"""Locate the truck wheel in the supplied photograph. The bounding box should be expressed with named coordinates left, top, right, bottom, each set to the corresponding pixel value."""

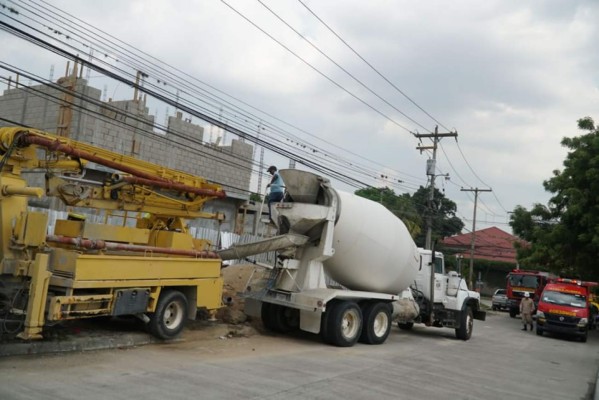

left=580, top=329, right=588, bottom=343
left=455, top=306, right=473, bottom=340
left=536, top=326, right=543, bottom=336
left=397, top=322, right=414, bottom=330
left=148, top=290, right=188, bottom=340
left=261, top=302, right=277, bottom=331
left=326, top=300, right=362, bottom=347
left=359, top=302, right=392, bottom=345
left=277, top=305, right=299, bottom=332
left=261, top=303, right=298, bottom=333
left=509, top=308, right=517, bottom=318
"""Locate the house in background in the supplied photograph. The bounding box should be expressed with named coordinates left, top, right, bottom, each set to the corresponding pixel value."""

left=440, top=227, right=529, bottom=295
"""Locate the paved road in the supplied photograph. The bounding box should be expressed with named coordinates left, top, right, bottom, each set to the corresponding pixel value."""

left=0, top=310, right=597, bottom=400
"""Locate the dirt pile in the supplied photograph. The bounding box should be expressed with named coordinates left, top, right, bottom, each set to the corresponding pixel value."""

left=216, top=263, right=271, bottom=325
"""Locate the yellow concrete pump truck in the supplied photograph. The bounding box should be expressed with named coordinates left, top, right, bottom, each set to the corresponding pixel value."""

left=0, top=127, right=226, bottom=340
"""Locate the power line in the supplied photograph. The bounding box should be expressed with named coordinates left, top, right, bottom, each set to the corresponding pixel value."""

left=219, top=0, right=415, bottom=134
left=294, top=0, right=511, bottom=217
left=296, top=0, right=451, bottom=132
left=256, top=0, right=431, bottom=133
left=2, top=2, right=511, bottom=230
left=9, top=0, right=427, bottom=192
left=0, top=21, right=375, bottom=190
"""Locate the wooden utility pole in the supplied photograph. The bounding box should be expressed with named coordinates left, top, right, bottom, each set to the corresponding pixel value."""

left=415, top=126, right=457, bottom=250
left=460, top=187, right=492, bottom=289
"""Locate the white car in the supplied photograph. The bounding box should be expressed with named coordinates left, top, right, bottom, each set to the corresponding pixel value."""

left=492, top=289, right=508, bottom=311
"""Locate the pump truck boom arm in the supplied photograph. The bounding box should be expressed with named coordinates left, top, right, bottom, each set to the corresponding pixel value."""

left=0, top=127, right=226, bottom=219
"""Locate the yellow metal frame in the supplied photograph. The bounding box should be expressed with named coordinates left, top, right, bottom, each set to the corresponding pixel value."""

left=0, top=126, right=227, bottom=340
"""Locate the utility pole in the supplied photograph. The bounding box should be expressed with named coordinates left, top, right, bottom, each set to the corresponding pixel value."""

left=254, top=121, right=264, bottom=194
left=461, top=187, right=492, bottom=289
left=415, top=126, right=457, bottom=250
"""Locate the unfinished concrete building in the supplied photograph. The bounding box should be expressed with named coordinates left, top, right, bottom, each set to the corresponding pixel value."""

left=0, top=71, right=254, bottom=233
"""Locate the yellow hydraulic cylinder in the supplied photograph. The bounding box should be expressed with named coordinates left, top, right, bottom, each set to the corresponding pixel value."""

left=1, top=185, right=44, bottom=198
left=17, top=253, right=52, bottom=340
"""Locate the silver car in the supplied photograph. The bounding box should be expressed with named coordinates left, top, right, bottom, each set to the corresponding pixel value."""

left=492, top=289, right=508, bottom=311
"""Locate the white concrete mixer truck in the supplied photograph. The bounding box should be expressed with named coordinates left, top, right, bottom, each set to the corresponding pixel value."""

left=219, top=170, right=486, bottom=347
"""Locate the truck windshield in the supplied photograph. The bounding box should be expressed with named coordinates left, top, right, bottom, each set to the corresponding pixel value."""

left=509, top=274, right=539, bottom=288
left=541, top=290, right=586, bottom=308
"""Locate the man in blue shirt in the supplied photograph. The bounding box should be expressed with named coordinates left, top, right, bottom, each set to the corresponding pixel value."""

left=266, top=165, right=285, bottom=222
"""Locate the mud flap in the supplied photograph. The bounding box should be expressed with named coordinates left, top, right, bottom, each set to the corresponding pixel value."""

left=474, top=309, right=486, bottom=321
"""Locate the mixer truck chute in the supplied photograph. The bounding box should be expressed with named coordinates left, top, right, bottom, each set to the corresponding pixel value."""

left=219, top=170, right=486, bottom=347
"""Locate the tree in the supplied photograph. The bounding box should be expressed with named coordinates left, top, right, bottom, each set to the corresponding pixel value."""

left=510, top=117, right=599, bottom=280
left=249, top=192, right=263, bottom=202
left=354, top=187, right=422, bottom=237
left=354, top=186, right=463, bottom=245
left=509, top=204, right=554, bottom=269
left=411, top=186, right=464, bottom=247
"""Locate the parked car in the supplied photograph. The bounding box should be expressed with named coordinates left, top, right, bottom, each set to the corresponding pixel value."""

left=492, top=289, right=509, bottom=311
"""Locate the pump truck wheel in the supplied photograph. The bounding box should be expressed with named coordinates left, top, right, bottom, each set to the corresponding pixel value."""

left=359, top=302, right=392, bottom=345
left=325, top=300, right=362, bottom=347
left=455, top=306, right=473, bottom=340
left=148, top=290, right=188, bottom=340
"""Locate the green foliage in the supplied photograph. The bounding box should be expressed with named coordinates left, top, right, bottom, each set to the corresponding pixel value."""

left=249, top=192, right=262, bottom=202
left=510, top=117, right=599, bottom=281
left=354, top=185, right=463, bottom=245
left=411, top=186, right=464, bottom=247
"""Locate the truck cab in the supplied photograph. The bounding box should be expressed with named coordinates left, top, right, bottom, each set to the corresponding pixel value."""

left=506, top=269, right=555, bottom=318
left=535, top=278, right=598, bottom=342
left=406, top=249, right=486, bottom=340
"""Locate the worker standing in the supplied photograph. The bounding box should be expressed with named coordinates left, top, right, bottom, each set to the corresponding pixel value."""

left=266, top=165, right=285, bottom=223
left=519, top=292, right=535, bottom=331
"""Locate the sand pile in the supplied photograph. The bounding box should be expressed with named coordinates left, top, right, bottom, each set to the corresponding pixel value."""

left=216, top=264, right=271, bottom=325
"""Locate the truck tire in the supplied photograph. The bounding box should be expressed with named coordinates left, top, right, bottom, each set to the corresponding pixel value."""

left=509, top=308, right=518, bottom=318
left=536, top=326, right=543, bottom=336
left=261, top=302, right=277, bottom=331
left=580, top=329, right=588, bottom=343
left=261, top=303, right=299, bottom=333
left=359, top=302, right=392, bottom=345
left=455, top=306, right=473, bottom=340
left=148, top=290, right=188, bottom=340
left=325, top=300, right=362, bottom=347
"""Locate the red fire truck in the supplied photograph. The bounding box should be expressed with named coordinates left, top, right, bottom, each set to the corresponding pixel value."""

left=506, top=269, right=556, bottom=318
left=535, top=278, right=598, bottom=342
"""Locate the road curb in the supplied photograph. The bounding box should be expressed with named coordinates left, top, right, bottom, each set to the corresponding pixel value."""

left=0, top=332, right=158, bottom=357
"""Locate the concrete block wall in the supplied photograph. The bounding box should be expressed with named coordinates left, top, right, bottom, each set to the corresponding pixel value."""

left=0, top=78, right=254, bottom=231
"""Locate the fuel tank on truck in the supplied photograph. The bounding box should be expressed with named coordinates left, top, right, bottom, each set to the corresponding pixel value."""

left=278, top=170, right=421, bottom=294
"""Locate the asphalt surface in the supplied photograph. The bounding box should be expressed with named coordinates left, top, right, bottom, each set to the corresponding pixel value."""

left=0, top=304, right=599, bottom=400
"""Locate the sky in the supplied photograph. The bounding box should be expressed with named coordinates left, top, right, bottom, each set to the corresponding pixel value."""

left=2, top=0, right=599, bottom=234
